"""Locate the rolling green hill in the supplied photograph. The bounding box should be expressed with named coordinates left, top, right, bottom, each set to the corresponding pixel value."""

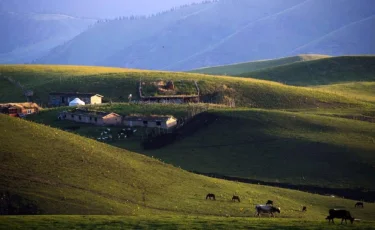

left=1, top=114, right=375, bottom=222
left=189, top=55, right=330, bottom=75
left=237, top=56, right=375, bottom=86
left=313, top=82, right=375, bottom=103
left=30, top=104, right=375, bottom=191
left=0, top=65, right=369, bottom=109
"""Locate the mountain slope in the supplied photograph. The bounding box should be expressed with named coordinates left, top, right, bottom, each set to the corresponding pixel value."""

left=0, top=12, right=94, bottom=64
left=289, top=14, right=375, bottom=56
left=0, top=0, right=206, bottom=19
left=189, top=54, right=329, bottom=75
left=237, top=56, right=375, bottom=86
left=35, top=2, right=216, bottom=66
left=36, top=0, right=375, bottom=70
left=4, top=114, right=375, bottom=218
left=0, top=65, right=367, bottom=109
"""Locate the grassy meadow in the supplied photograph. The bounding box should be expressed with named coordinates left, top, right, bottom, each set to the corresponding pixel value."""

left=1, top=215, right=375, bottom=230
left=236, top=56, right=375, bottom=86
left=1, top=114, right=375, bottom=229
left=0, top=64, right=369, bottom=109
left=28, top=104, right=375, bottom=190
left=1, top=62, right=375, bottom=229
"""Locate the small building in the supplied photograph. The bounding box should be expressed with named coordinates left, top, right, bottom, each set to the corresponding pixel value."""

left=59, top=109, right=121, bottom=126
left=49, top=92, right=103, bottom=107
left=123, top=115, right=177, bottom=130
left=0, top=103, right=40, bottom=117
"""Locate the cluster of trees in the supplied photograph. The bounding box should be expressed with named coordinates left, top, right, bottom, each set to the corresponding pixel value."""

left=94, top=0, right=219, bottom=24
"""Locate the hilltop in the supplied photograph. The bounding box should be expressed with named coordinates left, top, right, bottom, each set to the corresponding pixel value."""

left=1, top=114, right=375, bottom=221
left=237, top=56, right=375, bottom=86
left=0, top=65, right=368, bottom=109
left=34, top=0, right=375, bottom=70
left=189, top=55, right=330, bottom=75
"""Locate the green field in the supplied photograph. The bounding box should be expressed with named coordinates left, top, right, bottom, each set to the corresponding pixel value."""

left=1, top=115, right=375, bottom=229
left=189, top=54, right=330, bottom=76
left=0, top=64, right=369, bottom=109
left=1, top=63, right=375, bottom=229
left=237, top=56, right=375, bottom=86
left=29, top=104, right=375, bottom=190
left=1, top=215, right=375, bottom=230
left=313, top=82, right=375, bottom=103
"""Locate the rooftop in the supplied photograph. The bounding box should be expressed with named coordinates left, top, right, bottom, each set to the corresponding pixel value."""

left=49, top=92, right=103, bottom=97
left=64, top=109, right=119, bottom=118
left=124, top=114, right=175, bottom=122
left=0, top=102, right=40, bottom=109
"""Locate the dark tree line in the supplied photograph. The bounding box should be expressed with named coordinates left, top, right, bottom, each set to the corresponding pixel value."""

left=94, top=0, right=219, bottom=24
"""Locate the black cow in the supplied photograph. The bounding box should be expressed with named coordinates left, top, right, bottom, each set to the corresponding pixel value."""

left=266, top=200, right=273, bottom=206
left=255, top=205, right=281, bottom=217
left=326, top=209, right=355, bottom=224
left=232, top=195, right=240, bottom=202
left=355, top=202, right=364, bottom=208
left=302, top=206, right=307, bottom=212
left=206, top=193, right=216, bottom=200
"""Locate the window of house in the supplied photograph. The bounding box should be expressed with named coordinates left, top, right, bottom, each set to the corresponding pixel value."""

left=89, top=117, right=92, bottom=121
left=71, top=114, right=74, bottom=118
left=94, top=118, right=97, bottom=122
left=79, top=116, right=82, bottom=120
left=27, top=109, right=32, bottom=114
left=143, top=120, right=148, bottom=125
left=156, top=121, right=161, bottom=126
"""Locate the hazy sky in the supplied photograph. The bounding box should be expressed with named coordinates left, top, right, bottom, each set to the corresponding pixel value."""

left=0, top=0, right=205, bottom=18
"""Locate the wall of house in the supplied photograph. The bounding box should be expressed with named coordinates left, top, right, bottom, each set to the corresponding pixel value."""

left=49, top=96, right=62, bottom=106
left=90, top=96, right=102, bottom=105
left=123, top=118, right=177, bottom=130
left=124, top=120, right=144, bottom=127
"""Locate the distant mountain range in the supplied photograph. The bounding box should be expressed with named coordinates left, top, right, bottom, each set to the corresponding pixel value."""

left=1, top=0, right=375, bottom=70
left=0, top=11, right=93, bottom=63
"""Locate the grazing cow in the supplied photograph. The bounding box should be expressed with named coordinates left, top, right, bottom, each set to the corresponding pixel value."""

left=302, top=206, right=307, bottom=212
left=255, top=205, right=280, bottom=217
left=206, top=193, right=215, bottom=200
left=232, top=195, right=240, bottom=202
left=355, top=202, right=364, bottom=208
left=326, top=209, right=355, bottom=224
left=266, top=200, right=273, bottom=206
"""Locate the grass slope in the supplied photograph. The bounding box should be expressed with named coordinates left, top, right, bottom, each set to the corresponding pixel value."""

left=1, top=114, right=375, bottom=228
left=313, top=82, right=375, bottom=103
left=1, top=216, right=375, bottom=230
left=30, top=104, right=375, bottom=190
left=0, top=65, right=368, bottom=109
left=238, top=56, right=375, bottom=86
left=189, top=55, right=329, bottom=75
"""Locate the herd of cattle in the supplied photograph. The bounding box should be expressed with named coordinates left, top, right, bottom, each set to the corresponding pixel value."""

left=206, top=194, right=365, bottom=224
